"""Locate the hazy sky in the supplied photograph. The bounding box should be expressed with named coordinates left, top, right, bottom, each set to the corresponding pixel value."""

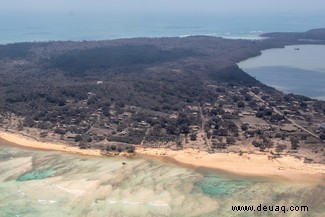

left=1, top=0, right=325, bottom=14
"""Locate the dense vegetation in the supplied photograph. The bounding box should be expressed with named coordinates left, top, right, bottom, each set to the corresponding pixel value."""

left=49, top=45, right=198, bottom=75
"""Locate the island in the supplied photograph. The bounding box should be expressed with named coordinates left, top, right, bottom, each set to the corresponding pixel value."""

left=0, top=29, right=325, bottom=181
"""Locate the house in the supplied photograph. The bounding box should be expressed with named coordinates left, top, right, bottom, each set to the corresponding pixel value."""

left=190, top=125, right=200, bottom=132
left=280, top=125, right=297, bottom=133
left=90, top=128, right=105, bottom=135
left=122, top=112, right=132, bottom=117
left=65, top=132, right=79, bottom=141
left=187, top=105, right=199, bottom=111
left=118, top=131, right=128, bottom=136
left=139, top=121, right=149, bottom=127
left=242, top=111, right=253, bottom=116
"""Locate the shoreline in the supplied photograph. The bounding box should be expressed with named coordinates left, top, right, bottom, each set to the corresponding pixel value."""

left=0, top=130, right=102, bottom=156
left=1, top=130, right=324, bottom=183
left=136, top=147, right=325, bottom=184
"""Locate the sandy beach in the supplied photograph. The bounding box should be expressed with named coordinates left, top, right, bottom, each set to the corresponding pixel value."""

left=136, top=148, right=325, bottom=183
left=1, top=129, right=324, bottom=183
left=0, top=130, right=101, bottom=156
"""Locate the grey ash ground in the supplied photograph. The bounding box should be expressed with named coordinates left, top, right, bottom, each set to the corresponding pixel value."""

left=0, top=29, right=325, bottom=163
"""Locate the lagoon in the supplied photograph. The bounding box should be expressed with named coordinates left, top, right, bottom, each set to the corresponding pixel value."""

left=238, top=45, right=325, bottom=100
left=0, top=142, right=324, bottom=217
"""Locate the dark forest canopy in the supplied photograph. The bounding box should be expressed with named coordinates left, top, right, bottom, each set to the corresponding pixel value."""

left=0, top=29, right=324, bottom=115
left=48, top=45, right=199, bottom=75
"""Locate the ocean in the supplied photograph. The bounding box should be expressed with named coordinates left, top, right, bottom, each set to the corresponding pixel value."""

left=1, top=11, right=325, bottom=44
left=0, top=143, right=324, bottom=217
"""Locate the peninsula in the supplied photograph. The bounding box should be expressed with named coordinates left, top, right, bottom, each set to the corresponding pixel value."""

left=1, top=29, right=325, bottom=180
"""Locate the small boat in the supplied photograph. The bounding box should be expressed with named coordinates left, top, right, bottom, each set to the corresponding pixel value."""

left=294, top=48, right=300, bottom=51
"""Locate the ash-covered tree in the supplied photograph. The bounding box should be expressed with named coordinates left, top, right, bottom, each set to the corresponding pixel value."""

left=290, top=137, right=299, bottom=150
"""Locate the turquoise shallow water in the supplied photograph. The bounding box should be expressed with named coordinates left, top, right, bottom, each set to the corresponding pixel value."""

left=194, top=174, right=252, bottom=196
left=18, top=168, right=56, bottom=181
left=0, top=142, right=324, bottom=217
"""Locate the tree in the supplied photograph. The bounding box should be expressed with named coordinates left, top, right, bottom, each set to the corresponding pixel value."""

left=216, top=142, right=227, bottom=149
left=251, top=88, right=260, bottom=95
left=40, top=131, right=48, bottom=138
left=82, top=134, right=93, bottom=143
left=233, top=95, right=240, bottom=102
left=290, top=137, right=299, bottom=150
left=237, top=101, right=245, bottom=108
left=245, top=94, right=252, bottom=101
left=264, top=109, right=272, bottom=116
left=249, top=100, right=258, bottom=108
left=320, top=134, right=325, bottom=141
left=207, top=131, right=212, bottom=139
left=166, top=124, right=179, bottom=135
left=190, top=133, right=197, bottom=141
left=300, top=101, right=307, bottom=109
left=117, top=146, right=123, bottom=152
left=252, top=140, right=262, bottom=148
left=54, top=127, right=67, bottom=135
left=74, top=134, right=83, bottom=142
left=180, top=125, right=190, bottom=134
left=241, top=124, right=248, bottom=131
left=226, top=137, right=236, bottom=145
left=256, top=111, right=264, bottom=118
left=17, top=121, right=24, bottom=131
left=126, top=145, right=135, bottom=153
left=263, top=137, right=274, bottom=149
left=79, top=142, right=89, bottom=149
left=23, top=116, right=35, bottom=127
left=275, top=144, right=287, bottom=153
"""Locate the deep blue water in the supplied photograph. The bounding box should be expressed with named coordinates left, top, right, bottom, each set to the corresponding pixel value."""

left=1, top=11, right=325, bottom=43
